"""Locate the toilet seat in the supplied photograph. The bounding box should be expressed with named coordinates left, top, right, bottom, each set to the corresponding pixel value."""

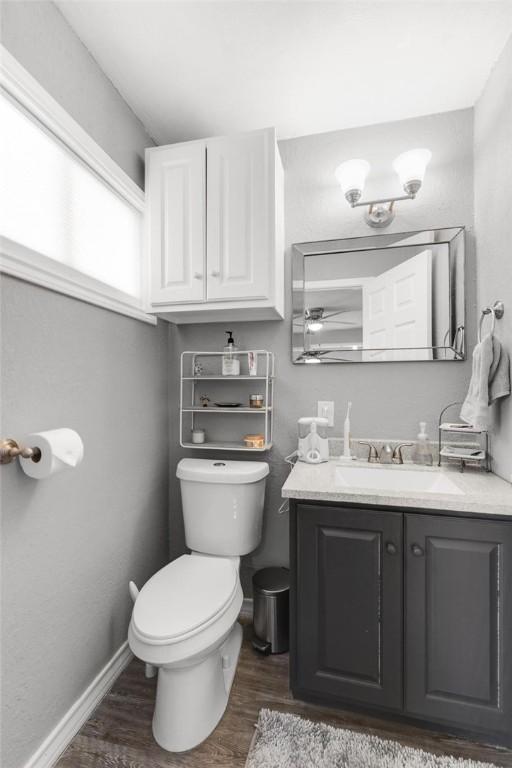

left=131, top=555, right=238, bottom=645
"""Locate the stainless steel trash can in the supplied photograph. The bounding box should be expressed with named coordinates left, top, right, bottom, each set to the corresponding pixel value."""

left=252, top=567, right=290, bottom=654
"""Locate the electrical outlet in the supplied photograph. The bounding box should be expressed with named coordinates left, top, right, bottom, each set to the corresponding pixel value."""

left=317, top=401, right=334, bottom=427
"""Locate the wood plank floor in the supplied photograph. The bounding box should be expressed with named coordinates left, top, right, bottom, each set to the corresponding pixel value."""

left=56, top=622, right=512, bottom=767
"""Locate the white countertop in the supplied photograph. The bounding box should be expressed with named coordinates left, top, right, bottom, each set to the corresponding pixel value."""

left=282, top=459, right=512, bottom=517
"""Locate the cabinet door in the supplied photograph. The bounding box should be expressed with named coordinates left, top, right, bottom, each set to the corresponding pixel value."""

left=206, top=129, right=273, bottom=302
left=293, top=504, right=403, bottom=711
left=406, top=514, right=512, bottom=737
left=146, top=142, right=206, bottom=305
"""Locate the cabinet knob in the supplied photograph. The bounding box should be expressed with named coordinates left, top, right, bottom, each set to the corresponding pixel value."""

left=210, top=270, right=220, bottom=278
left=193, top=272, right=202, bottom=280
left=411, top=543, right=424, bottom=557
left=385, top=541, right=398, bottom=555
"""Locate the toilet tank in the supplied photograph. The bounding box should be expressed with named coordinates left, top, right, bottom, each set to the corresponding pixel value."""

left=176, top=459, right=269, bottom=556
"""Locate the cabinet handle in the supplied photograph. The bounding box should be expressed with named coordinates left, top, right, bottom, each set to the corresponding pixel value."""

left=193, top=272, right=202, bottom=280
left=385, top=541, right=398, bottom=555
left=210, top=269, right=220, bottom=278
left=411, top=543, right=424, bottom=557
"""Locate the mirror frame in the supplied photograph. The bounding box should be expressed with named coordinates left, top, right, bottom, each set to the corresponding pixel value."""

left=292, top=226, right=465, bottom=364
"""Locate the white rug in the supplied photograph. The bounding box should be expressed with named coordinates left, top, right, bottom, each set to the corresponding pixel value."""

left=245, top=709, right=500, bottom=768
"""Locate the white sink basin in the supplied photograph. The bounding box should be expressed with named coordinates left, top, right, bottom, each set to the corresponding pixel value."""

left=335, top=465, right=464, bottom=495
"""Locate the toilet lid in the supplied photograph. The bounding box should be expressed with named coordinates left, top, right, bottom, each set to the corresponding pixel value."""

left=132, top=555, right=238, bottom=643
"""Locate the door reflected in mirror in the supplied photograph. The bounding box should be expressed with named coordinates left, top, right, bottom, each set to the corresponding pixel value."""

left=292, top=228, right=465, bottom=364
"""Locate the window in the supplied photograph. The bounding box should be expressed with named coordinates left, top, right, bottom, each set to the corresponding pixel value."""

left=0, top=48, right=154, bottom=324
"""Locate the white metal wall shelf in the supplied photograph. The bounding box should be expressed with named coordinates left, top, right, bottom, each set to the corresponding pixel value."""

left=180, top=350, right=274, bottom=451
left=437, top=404, right=490, bottom=471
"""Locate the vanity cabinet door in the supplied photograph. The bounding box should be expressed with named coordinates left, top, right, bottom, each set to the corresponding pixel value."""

left=405, top=514, right=512, bottom=738
left=292, top=504, right=403, bottom=711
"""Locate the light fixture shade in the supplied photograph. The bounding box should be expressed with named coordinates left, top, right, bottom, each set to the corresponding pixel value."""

left=392, top=148, right=432, bottom=187
left=335, top=159, right=371, bottom=196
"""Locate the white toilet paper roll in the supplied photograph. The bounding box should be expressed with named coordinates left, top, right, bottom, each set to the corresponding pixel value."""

left=19, top=428, right=84, bottom=479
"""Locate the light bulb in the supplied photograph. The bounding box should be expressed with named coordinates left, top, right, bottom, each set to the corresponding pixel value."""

left=307, top=321, right=323, bottom=333
left=393, top=148, right=431, bottom=196
left=335, top=159, right=370, bottom=205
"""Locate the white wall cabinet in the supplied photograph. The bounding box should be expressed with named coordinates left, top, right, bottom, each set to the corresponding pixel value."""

left=145, top=127, right=284, bottom=323
left=147, top=140, right=206, bottom=305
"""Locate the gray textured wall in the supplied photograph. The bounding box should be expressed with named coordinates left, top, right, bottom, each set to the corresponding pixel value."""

left=474, top=34, right=512, bottom=482
left=0, top=4, right=167, bottom=768
left=1, top=0, right=153, bottom=187
left=169, top=109, right=476, bottom=589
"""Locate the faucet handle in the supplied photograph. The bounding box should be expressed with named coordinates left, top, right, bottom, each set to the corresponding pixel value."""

left=392, top=443, right=414, bottom=464
left=358, top=441, right=379, bottom=463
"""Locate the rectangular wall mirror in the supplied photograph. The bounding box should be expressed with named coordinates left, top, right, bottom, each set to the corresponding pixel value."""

left=292, top=227, right=465, bottom=364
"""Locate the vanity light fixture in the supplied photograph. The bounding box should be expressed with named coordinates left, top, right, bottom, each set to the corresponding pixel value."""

left=335, top=148, right=432, bottom=228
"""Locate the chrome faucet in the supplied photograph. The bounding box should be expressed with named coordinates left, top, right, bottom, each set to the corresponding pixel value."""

left=379, top=443, right=394, bottom=464
left=359, top=441, right=413, bottom=464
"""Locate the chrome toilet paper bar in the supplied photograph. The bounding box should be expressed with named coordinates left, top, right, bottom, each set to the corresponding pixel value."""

left=0, top=438, right=41, bottom=465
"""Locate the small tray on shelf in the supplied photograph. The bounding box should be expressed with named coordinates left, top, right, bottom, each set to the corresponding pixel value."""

left=439, top=422, right=487, bottom=435
left=440, top=447, right=486, bottom=461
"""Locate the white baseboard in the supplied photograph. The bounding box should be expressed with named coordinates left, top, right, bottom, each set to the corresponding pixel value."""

left=240, top=597, right=253, bottom=619
left=24, top=641, right=133, bottom=768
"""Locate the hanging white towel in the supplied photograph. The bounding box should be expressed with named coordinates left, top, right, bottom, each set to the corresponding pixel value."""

left=489, top=336, right=511, bottom=403
left=460, top=334, right=511, bottom=430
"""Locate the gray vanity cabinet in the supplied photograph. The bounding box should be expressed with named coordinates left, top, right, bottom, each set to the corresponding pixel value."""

left=291, top=501, right=512, bottom=743
left=405, top=514, right=512, bottom=736
left=291, top=504, right=403, bottom=711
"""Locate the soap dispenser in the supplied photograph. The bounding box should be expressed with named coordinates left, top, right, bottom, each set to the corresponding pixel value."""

left=222, top=331, right=240, bottom=376
left=412, top=421, right=433, bottom=466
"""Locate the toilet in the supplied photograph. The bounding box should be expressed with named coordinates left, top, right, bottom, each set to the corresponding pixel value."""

left=128, top=458, right=269, bottom=752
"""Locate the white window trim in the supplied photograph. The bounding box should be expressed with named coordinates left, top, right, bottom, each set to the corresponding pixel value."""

left=0, top=45, right=156, bottom=326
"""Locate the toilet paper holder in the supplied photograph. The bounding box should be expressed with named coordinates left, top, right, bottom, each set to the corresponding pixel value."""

left=0, top=438, right=41, bottom=465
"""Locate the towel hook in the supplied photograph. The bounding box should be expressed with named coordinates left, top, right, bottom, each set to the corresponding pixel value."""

left=478, top=300, right=504, bottom=343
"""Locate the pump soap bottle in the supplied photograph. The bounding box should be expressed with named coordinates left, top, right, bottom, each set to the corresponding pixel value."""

left=412, top=421, right=433, bottom=466
left=222, top=331, right=240, bottom=376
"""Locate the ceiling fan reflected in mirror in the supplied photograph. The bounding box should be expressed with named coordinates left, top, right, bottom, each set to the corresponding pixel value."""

left=304, top=306, right=359, bottom=334
left=297, top=349, right=354, bottom=363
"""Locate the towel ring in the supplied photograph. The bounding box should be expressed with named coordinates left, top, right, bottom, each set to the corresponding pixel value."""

left=478, top=301, right=504, bottom=343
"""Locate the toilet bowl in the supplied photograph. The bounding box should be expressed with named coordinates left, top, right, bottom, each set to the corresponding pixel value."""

left=128, top=458, right=268, bottom=752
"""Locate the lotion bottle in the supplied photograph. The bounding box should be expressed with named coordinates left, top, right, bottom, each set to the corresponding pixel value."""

left=222, top=331, right=240, bottom=376
left=412, top=421, right=433, bottom=466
